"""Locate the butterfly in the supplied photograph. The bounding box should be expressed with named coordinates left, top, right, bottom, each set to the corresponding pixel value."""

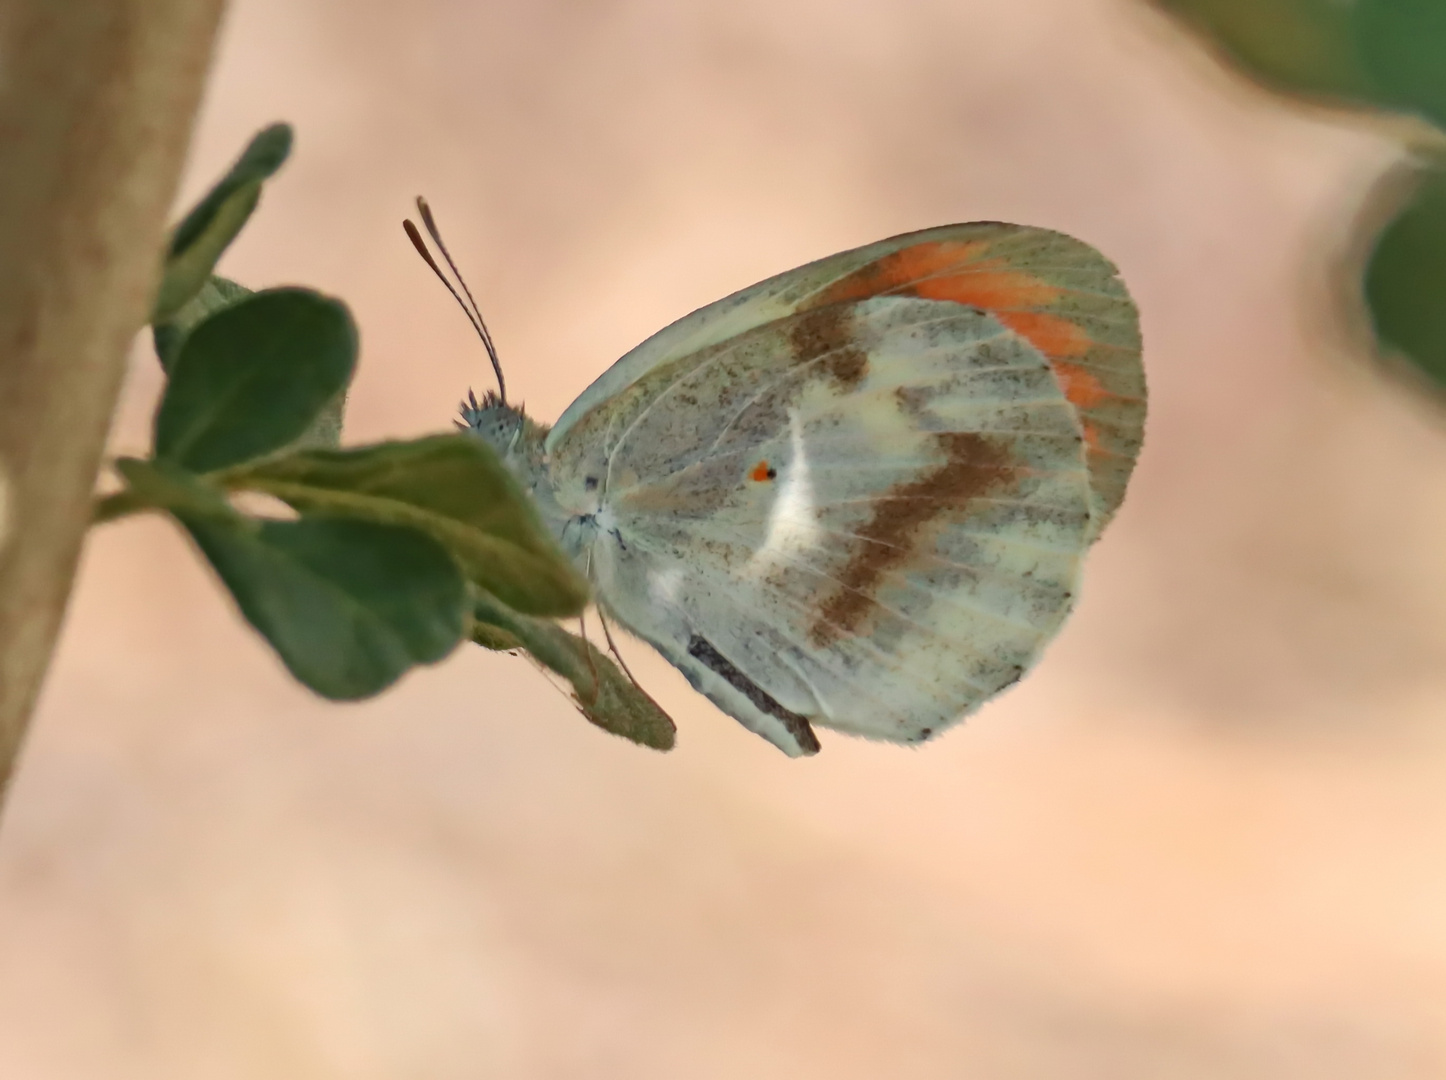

left=410, top=204, right=1144, bottom=757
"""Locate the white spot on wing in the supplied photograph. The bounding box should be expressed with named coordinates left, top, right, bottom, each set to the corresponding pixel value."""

left=650, top=565, right=685, bottom=605
left=748, top=410, right=819, bottom=575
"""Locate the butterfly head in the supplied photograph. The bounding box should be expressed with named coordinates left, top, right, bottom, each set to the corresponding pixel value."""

left=460, top=388, right=526, bottom=449
left=459, top=387, right=552, bottom=474
left=458, top=388, right=571, bottom=544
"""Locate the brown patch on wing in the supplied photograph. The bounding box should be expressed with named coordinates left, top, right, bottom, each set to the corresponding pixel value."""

left=786, top=305, right=868, bottom=391
left=809, top=432, right=1019, bottom=646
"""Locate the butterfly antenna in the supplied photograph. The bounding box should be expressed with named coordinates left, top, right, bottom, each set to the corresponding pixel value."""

left=402, top=197, right=508, bottom=404
left=416, top=196, right=506, bottom=404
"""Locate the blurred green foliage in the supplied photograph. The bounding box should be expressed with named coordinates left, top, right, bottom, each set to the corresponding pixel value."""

left=1154, top=0, right=1373, bottom=104
left=1154, top=0, right=1446, bottom=388
left=1365, top=169, right=1446, bottom=386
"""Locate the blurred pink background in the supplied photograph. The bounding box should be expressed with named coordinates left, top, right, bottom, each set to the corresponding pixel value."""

left=3, top=0, right=1446, bottom=1076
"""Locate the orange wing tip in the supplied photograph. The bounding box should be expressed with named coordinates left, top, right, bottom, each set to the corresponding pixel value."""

left=995, top=310, right=1092, bottom=358
left=810, top=241, right=1077, bottom=336
left=1049, top=360, right=1110, bottom=410
left=812, top=239, right=995, bottom=306
left=911, top=269, right=1062, bottom=310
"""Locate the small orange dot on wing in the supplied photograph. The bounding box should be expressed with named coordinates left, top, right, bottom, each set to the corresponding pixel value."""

left=750, top=461, right=773, bottom=482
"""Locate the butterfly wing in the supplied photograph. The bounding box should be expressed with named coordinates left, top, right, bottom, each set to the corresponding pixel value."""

left=550, top=223, right=1144, bottom=534
left=549, top=290, right=1093, bottom=755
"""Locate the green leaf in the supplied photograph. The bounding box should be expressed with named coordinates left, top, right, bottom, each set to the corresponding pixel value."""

left=224, top=435, right=589, bottom=617
left=153, top=275, right=252, bottom=373
left=152, top=276, right=349, bottom=450
left=1354, top=0, right=1446, bottom=130
left=154, top=288, right=356, bottom=473
left=1364, top=166, right=1446, bottom=388
left=473, top=591, right=676, bottom=751
left=153, top=124, right=292, bottom=320
left=181, top=512, right=467, bottom=700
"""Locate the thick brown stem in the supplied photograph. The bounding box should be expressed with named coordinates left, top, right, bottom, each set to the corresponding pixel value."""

left=0, top=1, right=227, bottom=809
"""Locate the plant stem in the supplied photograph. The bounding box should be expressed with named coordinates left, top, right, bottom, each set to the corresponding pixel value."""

left=0, top=1, right=228, bottom=812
